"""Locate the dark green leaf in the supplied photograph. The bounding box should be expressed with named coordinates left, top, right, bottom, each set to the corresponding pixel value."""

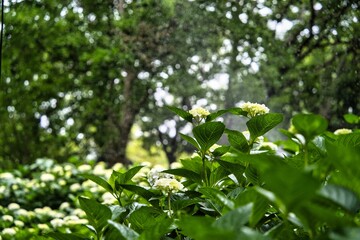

left=193, top=122, right=225, bottom=152
left=180, top=133, right=200, bottom=150
left=198, top=187, right=234, bottom=211
left=80, top=174, right=113, bottom=193
left=246, top=113, right=283, bottom=142
left=226, top=129, right=250, bottom=153
left=78, top=197, right=112, bottom=234
left=177, top=216, right=235, bottom=240
left=163, top=168, right=202, bottom=184
left=166, top=106, right=193, bottom=122
left=119, top=184, right=156, bottom=201
left=108, top=220, right=140, bottom=240
left=319, top=184, right=360, bottom=213
left=292, top=114, right=328, bottom=141
left=138, top=216, right=173, bottom=240
left=213, top=203, right=253, bottom=230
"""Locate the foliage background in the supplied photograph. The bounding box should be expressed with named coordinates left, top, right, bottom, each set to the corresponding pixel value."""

left=0, top=0, right=359, bottom=167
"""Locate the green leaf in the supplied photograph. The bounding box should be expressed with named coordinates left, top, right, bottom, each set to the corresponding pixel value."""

left=78, top=197, right=112, bottom=234
left=172, top=199, right=200, bottom=211
left=119, top=184, right=156, bottom=201
left=218, top=159, right=246, bottom=184
left=292, top=114, right=328, bottom=141
left=226, top=129, right=250, bottom=153
left=210, top=166, right=230, bottom=186
left=336, top=133, right=360, bottom=149
left=47, top=233, right=89, bottom=240
left=138, top=216, right=173, bottom=240
left=198, top=187, right=234, bottom=211
left=206, top=109, right=230, bottom=122
left=123, top=166, right=144, bottom=183
left=180, top=133, right=200, bottom=150
left=344, top=113, right=360, bottom=124
left=163, top=168, right=202, bottom=184
left=80, top=174, right=113, bottom=193
left=246, top=113, right=283, bottom=142
left=166, top=106, right=193, bottom=122
left=176, top=216, right=235, bottom=240
left=108, top=220, right=140, bottom=240
left=319, top=184, right=360, bottom=213
left=127, top=207, right=163, bottom=232
left=213, top=203, right=253, bottom=230
left=193, top=122, right=225, bottom=152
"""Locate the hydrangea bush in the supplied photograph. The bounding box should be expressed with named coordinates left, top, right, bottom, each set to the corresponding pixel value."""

left=2, top=104, right=360, bottom=240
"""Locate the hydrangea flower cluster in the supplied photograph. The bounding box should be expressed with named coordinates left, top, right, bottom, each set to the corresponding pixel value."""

left=153, top=178, right=184, bottom=193
left=334, top=128, right=352, bottom=135
left=189, top=107, right=210, bottom=119
left=239, top=102, right=270, bottom=117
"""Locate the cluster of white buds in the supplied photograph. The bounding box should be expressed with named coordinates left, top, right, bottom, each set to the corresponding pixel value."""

left=239, top=102, right=269, bottom=117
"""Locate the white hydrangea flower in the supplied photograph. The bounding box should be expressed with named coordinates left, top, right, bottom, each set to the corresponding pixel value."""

left=2, top=228, right=17, bottom=236
left=153, top=178, right=184, bottom=192
left=38, top=224, right=50, bottom=231
left=0, top=172, right=14, bottom=179
left=15, top=208, right=29, bottom=217
left=78, top=164, right=92, bottom=173
left=40, top=173, right=55, bottom=182
left=189, top=107, right=210, bottom=118
left=239, top=101, right=270, bottom=117
left=50, top=218, right=65, bottom=228
left=14, top=220, right=24, bottom=228
left=70, top=183, right=82, bottom=192
left=334, top=128, right=352, bottom=135
left=72, top=209, right=86, bottom=218
left=2, top=215, right=14, bottom=222
left=59, top=202, right=70, bottom=210
left=8, top=203, right=20, bottom=210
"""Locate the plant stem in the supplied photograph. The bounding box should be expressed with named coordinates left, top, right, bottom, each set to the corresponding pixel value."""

left=167, top=191, right=172, bottom=217
left=202, top=155, right=209, bottom=186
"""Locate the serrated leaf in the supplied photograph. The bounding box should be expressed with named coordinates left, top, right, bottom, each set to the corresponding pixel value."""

left=193, top=122, right=225, bottom=152
left=319, top=184, right=360, bottom=213
left=172, top=199, right=200, bottom=211
left=78, top=197, right=112, bottom=234
left=292, top=114, right=328, bottom=141
left=138, top=216, right=173, bottom=240
left=124, top=165, right=144, bottom=183
left=128, top=207, right=163, bottom=232
left=180, top=133, right=200, bottom=150
left=209, top=166, right=230, bottom=186
left=336, top=133, right=360, bottom=149
left=213, top=203, right=253, bottom=230
left=166, top=106, right=193, bottom=122
left=176, top=216, right=235, bottom=240
left=226, top=129, right=250, bottom=153
left=119, top=184, right=156, bottom=201
left=163, top=168, right=202, bottom=184
left=108, top=220, right=140, bottom=240
left=206, top=109, right=230, bottom=122
left=199, top=187, right=234, bottom=211
left=246, top=113, right=283, bottom=142
left=80, top=174, right=113, bottom=193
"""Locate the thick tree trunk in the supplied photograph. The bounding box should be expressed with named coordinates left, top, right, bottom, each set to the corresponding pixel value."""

left=104, top=69, right=150, bottom=166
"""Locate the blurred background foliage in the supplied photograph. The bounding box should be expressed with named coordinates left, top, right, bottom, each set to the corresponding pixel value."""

left=0, top=0, right=359, bottom=168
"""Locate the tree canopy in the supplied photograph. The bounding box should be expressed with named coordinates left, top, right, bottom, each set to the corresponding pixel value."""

left=1, top=0, right=359, bottom=167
